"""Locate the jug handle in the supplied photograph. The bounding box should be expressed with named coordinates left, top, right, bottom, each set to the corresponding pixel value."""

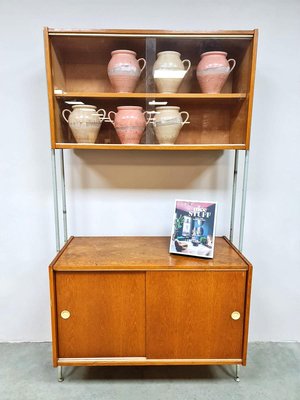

left=137, top=58, right=146, bottom=73
left=143, top=111, right=153, bottom=125
left=108, top=111, right=116, bottom=126
left=180, top=111, right=190, bottom=125
left=96, top=108, right=106, bottom=120
left=62, top=109, right=71, bottom=123
left=182, top=59, right=191, bottom=73
left=228, top=58, right=236, bottom=73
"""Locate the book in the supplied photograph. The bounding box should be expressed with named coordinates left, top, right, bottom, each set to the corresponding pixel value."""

left=169, top=199, right=217, bottom=259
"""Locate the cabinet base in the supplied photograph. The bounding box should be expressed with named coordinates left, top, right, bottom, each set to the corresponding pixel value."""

left=57, top=357, right=243, bottom=366
left=55, top=362, right=243, bottom=382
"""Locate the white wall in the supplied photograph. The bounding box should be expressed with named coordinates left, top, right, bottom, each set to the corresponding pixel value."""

left=0, top=0, right=299, bottom=342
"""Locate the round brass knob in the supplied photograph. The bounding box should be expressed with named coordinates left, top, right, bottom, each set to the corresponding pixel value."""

left=60, top=310, right=71, bottom=319
left=231, top=311, right=241, bottom=320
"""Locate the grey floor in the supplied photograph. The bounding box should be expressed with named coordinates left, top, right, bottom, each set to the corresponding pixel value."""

left=0, top=343, right=299, bottom=400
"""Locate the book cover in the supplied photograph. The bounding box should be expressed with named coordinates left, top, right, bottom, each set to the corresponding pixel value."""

left=169, top=199, right=217, bottom=259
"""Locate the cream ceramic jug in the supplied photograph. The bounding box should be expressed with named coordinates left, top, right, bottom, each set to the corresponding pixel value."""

left=152, top=106, right=189, bottom=144
left=153, top=51, right=191, bottom=93
left=62, top=105, right=106, bottom=143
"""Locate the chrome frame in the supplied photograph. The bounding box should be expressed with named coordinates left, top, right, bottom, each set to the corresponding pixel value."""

left=234, top=364, right=240, bottom=382
left=57, top=366, right=64, bottom=382
left=229, top=150, right=239, bottom=242
left=239, top=150, right=250, bottom=251
left=51, top=149, right=60, bottom=252
left=60, top=149, right=68, bottom=243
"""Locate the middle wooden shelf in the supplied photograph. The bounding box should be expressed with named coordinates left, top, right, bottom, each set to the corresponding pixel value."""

left=55, top=92, right=247, bottom=100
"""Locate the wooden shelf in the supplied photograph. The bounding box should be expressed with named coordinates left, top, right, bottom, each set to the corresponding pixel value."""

left=55, top=143, right=246, bottom=151
left=55, top=92, right=247, bottom=100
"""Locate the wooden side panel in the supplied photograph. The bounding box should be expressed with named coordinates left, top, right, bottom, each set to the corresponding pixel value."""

left=245, top=29, right=258, bottom=148
left=49, top=267, right=58, bottom=367
left=242, top=265, right=253, bottom=365
left=56, top=272, right=145, bottom=358
left=43, top=27, right=57, bottom=148
left=146, top=271, right=246, bottom=359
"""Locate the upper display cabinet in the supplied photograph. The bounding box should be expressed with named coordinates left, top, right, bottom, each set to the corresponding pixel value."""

left=44, top=28, right=258, bottom=150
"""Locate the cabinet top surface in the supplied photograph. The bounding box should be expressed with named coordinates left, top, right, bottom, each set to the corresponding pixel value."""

left=51, top=236, right=250, bottom=271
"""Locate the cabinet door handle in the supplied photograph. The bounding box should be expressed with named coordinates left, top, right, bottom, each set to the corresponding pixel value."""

left=60, top=310, right=71, bottom=319
left=231, top=311, right=241, bottom=320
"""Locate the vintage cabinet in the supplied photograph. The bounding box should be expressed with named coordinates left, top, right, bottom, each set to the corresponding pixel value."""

left=49, top=237, right=252, bottom=367
left=44, top=28, right=257, bottom=381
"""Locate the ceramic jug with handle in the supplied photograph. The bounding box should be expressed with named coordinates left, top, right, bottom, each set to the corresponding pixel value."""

left=107, top=50, right=146, bottom=93
left=152, top=106, right=189, bottom=144
left=108, top=106, right=149, bottom=144
left=153, top=51, right=191, bottom=93
left=62, top=105, right=106, bottom=143
left=196, top=51, right=236, bottom=93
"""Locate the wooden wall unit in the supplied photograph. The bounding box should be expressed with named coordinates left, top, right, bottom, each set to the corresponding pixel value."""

left=44, top=28, right=257, bottom=379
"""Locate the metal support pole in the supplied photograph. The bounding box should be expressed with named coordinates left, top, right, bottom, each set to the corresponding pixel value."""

left=51, top=149, right=60, bottom=252
left=57, top=366, right=64, bottom=382
left=234, top=364, right=240, bottom=382
left=229, top=150, right=239, bottom=242
left=60, top=149, right=68, bottom=242
left=239, top=150, right=250, bottom=251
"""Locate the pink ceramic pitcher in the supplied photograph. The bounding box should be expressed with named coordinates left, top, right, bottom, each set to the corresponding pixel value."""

left=108, top=106, right=149, bottom=144
left=107, top=50, right=146, bottom=93
left=196, top=51, right=236, bottom=93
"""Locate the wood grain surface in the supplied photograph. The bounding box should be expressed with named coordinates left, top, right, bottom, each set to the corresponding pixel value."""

left=146, top=271, right=246, bottom=359
left=56, top=272, right=145, bottom=358
left=52, top=236, right=250, bottom=271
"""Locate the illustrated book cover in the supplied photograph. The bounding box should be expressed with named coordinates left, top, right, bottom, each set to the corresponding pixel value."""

left=169, top=199, right=217, bottom=259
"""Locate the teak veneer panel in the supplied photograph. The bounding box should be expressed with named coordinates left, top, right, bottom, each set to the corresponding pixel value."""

left=52, top=236, right=250, bottom=271
left=146, top=271, right=246, bottom=359
left=56, top=272, right=145, bottom=358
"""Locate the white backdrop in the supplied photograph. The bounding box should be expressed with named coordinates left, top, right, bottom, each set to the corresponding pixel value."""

left=0, top=0, right=300, bottom=342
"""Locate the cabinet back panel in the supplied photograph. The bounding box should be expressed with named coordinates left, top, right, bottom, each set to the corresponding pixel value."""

left=50, top=36, right=146, bottom=93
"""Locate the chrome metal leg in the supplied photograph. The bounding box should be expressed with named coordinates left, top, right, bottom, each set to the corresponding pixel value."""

left=239, top=150, right=250, bottom=251
left=229, top=150, right=239, bottom=242
left=51, top=149, right=60, bottom=252
left=57, top=366, right=64, bottom=382
left=234, top=364, right=240, bottom=382
left=60, top=149, right=68, bottom=243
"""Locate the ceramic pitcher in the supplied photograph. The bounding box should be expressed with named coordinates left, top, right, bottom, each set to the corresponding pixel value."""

left=196, top=51, right=236, bottom=93
left=62, top=105, right=106, bottom=143
left=153, top=51, right=191, bottom=93
left=108, top=106, right=148, bottom=144
left=107, top=50, right=146, bottom=93
left=152, top=106, right=189, bottom=144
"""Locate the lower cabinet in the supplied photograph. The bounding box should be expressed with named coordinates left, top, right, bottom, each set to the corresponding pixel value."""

left=53, top=269, right=248, bottom=363
left=49, top=236, right=252, bottom=367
